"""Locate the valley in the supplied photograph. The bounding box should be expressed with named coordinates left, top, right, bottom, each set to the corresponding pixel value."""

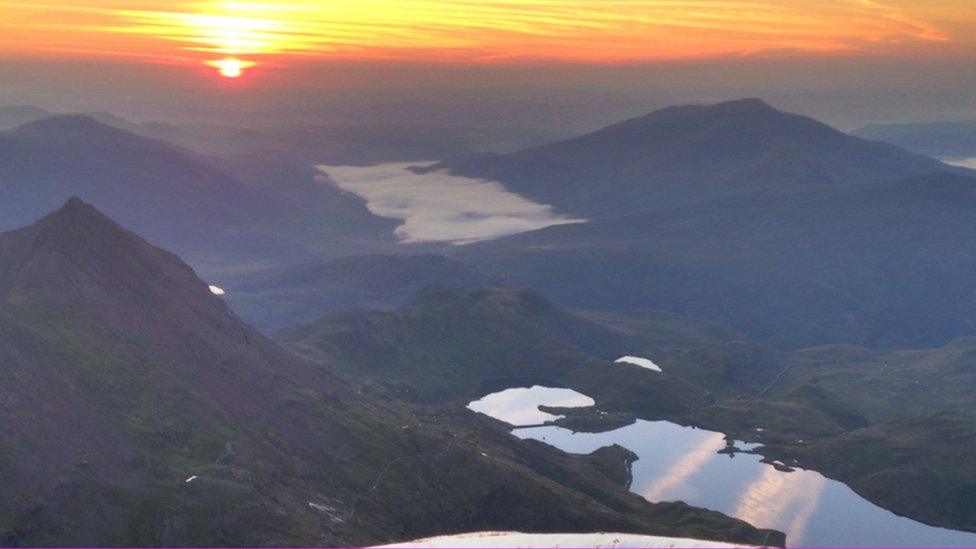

left=0, top=200, right=779, bottom=547
left=278, top=284, right=976, bottom=541
left=3, top=97, right=976, bottom=547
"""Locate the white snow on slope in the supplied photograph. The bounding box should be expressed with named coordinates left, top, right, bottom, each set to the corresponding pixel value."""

left=208, top=285, right=226, bottom=296
left=615, top=355, right=662, bottom=372
left=375, top=531, right=753, bottom=548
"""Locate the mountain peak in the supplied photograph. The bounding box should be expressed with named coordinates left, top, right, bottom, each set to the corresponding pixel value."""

left=435, top=98, right=946, bottom=218
left=34, top=196, right=126, bottom=239
left=643, top=98, right=778, bottom=121
left=8, top=114, right=158, bottom=149
left=0, top=198, right=201, bottom=305
left=709, top=97, right=776, bottom=113
left=15, top=113, right=112, bottom=132
left=57, top=195, right=99, bottom=216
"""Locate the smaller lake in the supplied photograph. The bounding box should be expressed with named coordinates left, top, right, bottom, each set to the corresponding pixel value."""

left=467, top=386, right=594, bottom=426
left=469, top=387, right=976, bottom=547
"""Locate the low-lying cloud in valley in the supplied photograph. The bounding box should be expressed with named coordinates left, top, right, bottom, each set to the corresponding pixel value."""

left=319, top=162, right=584, bottom=245
left=941, top=157, right=976, bottom=170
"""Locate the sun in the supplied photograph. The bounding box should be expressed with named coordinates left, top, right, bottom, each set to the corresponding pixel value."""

left=206, top=58, right=255, bottom=78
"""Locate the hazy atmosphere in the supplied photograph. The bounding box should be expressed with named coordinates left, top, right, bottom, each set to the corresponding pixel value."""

left=3, top=2, right=976, bottom=549
left=3, top=1, right=976, bottom=132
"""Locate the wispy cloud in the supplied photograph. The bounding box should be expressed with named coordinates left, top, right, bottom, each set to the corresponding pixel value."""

left=0, top=0, right=967, bottom=67
left=319, top=162, right=584, bottom=245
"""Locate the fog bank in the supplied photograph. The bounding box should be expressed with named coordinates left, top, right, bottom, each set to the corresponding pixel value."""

left=320, top=163, right=584, bottom=245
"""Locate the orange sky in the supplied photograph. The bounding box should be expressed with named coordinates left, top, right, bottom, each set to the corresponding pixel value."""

left=2, top=1, right=974, bottom=77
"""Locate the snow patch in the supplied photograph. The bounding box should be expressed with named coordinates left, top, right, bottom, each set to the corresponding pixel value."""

left=208, top=285, right=226, bottom=296
left=185, top=475, right=198, bottom=483
left=375, top=531, right=753, bottom=548
left=614, top=356, right=662, bottom=372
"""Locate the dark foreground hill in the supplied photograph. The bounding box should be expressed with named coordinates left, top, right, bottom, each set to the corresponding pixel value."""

left=0, top=200, right=777, bottom=546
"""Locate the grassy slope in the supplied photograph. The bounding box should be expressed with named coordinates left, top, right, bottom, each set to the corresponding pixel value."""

left=278, top=285, right=976, bottom=534
left=0, top=203, right=779, bottom=547
left=278, top=286, right=710, bottom=419
left=0, top=300, right=778, bottom=547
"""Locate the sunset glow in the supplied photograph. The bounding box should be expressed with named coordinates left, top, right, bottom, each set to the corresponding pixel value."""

left=206, top=57, right=254, bottom=77
left=1, top=1, right=974, bottom=74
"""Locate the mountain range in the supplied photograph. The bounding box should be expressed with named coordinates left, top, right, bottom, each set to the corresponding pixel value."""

left=5, top=96, right=976, bottom=545
left=0, top=105, right=565, bottom=165
left=431, top=98, right=955, bottom=218
left=0, top=115, right=399, bottom=276
left=426, top=99, right=976, bottom=349
left=0, top=199, right=778, bottom=546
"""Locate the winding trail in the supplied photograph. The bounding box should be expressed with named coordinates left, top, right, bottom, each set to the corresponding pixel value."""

left=345, top=436, right=459, bottom=521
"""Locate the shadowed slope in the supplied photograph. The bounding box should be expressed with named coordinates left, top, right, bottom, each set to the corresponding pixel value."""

left=0, top=200, right=780, bottom=547
left=458, top=171, right=976, bottom=349
left=433, top=99, right=952, bottom=218
left=0, top=116, right=397, bottom=274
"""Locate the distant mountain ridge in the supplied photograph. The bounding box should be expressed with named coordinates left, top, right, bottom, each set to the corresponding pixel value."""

left=227, top=254, right=498, bottom=333
left=0, top=104, right=566, bottom=164
left=0, top=105, right=53, bottom=129
left=432, top=98, right=955, bottom=218
left=0, top=114, right=399, bottom=276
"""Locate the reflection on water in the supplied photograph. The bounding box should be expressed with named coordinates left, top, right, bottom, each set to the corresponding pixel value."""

left=642, top=431, right=726, bottom=501
left=733, top=466, right=825, bottom=546
left=472, top=388, right=976, bottom=547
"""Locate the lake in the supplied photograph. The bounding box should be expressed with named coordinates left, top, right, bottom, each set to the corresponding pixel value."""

left=470, top=387, right=976, bottom=547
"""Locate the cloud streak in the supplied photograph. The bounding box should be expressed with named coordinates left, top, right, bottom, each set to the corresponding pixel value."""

left=319, top=162, right=584, bottom=245
left=0, top=0, right=968, bottom=68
